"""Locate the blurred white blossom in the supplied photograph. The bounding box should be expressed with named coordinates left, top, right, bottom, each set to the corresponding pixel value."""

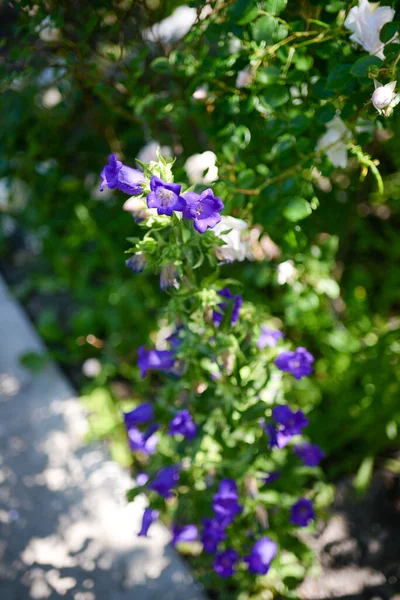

left=143, top=6, right=197, bottom=43
left=123, top=196, right=157, bottom=221
left=277, top=260, right=297, bottom=285
left=315, top=116, right=351, bottom=169
left=372, top=80, right=400, bottom=115
left=42, top=87, right=62, bottom=108
left=344, top=0, right=396, bottom=60
left=213, top=216, right=253, bottom=263
left=184, top=151, right=218, bottom=184
left=137, top=141, right=172, bottom=164
left=192, top=86, right=208, bottom=101
left=82, top=359, right=101, bottom=378
left=236, top=68, right=253, bottom=89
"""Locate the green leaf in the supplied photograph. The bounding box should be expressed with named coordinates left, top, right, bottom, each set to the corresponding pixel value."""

left=380, top=21, right=398, bottom=43
left=294, top=55, right=314, bottom=71
left=252, top=15, right=277, bottom=43
left=350, top=55, right=382, bottom=78
left=19, top=352, right=49, bottom=372
left=240, top=402, right=268, bottom=423
left=262, top=85, right=289, bottom=108
left=257, top=66, right=281, bottom=85
left=150, top=57, right=171, bottom=72
left=283, top=198, right=312, bottom=221
left=229, top=0, right=259, bottom=24
left=326, top=64, right=352, bottom=90
left=315, top=104, right=336, bottom=124
left=354, top=455, right=374, bottom=494
left=265, top=0, right=287, bottom=16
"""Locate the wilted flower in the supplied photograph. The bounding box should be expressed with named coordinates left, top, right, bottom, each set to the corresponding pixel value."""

left=291, top=498, right=315, bottom=527
left=171, top=524, right=198, bottom=546
left=344, top=0, right=396, bottom=60
left=160, top=263, right=180, bottom=291
left=213, top=288, right=243, bottom=327
left=244, top=537, right=278, bottom=575
left=272, top=405, right=309, bottom=436
left=123, top=403, right=154, bottom=427
left=258, top=327, right=284, bottom=349
left=150, top=466, right=180, bottom=498
left=372, top=80, right=400, bottom=116
left=147, top=176, right=186, bottom=216
left=236, top=67, right=253, bottom=89
left=182, top=189, right=224, bottom=233
left=126, top=254, right=146, bottom=273
left=214, top=548, right=239, bottom=578
left=184, top=151, right=218, bottom=185
left=213, top=216, right=253, bottom=263
left=201, top=519, right=227, bottom=553
left=294, top=442, right=325, bottom=466
left=212, top=479, right=243, bottom=525
left=277, top=259, right=297, bottom=285
left=169, top=409, right=197, bottom=440
left=275, top=347, right=315, bottom=380
left=315, top=116, right=351, bottom=169
left=138, top=507, right=159, bottom=537
left=100, top=154, right=145, bottom=195
left=137, top=347, right=175, bottom=378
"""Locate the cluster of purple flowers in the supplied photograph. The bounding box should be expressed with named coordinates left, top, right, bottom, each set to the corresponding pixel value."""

left=263, top=404, right=309, bottom=450
left=275, top=346, right=315, bottom=380
left=123, top=402, right=159, bottom=456
left=100, top=154, right=224, bottom=234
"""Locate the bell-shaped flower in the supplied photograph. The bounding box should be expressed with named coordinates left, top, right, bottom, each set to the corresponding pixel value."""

left=344, top=0, right=396, bottom=60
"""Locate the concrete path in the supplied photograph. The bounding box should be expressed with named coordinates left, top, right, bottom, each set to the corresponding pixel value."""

left=0, top=276, right=205, bottom=600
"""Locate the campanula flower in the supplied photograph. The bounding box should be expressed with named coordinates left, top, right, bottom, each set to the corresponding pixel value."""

left=127, top=424, right=159, bottom=455
left=214, top=548, right=239, bottom=578
left=137, top=346, right=175, bottom=378
left=262, top=471, right=281, bottom=485
left=244, top=537, right=278, bottom=575
left=291, top=498, right=315, bottom=527
left=212, top=479, right=243, bottom=525
left=263, top=422, right=292, bottom=450
left=344, top=0, right=396, bottom=60
left=169, top=409, right=197, bottom=440
left=171, top=524, right=198, bottom=546
left=100, top=154, right=145, bottom=195
left=258, top=327, right=284, bottom=349
left=275, top=347, right=314, bottom=380
left=201, top=519, right=227, bottom=553
left=272, top=405, right=309, bottom=436
left=372, top=80, right=400, bottom=116
left=150, top=466, right=180, bottom=498
left=182, top=189, right=224, bottom=234
left=123, top=403, right=154, bottom=427
left=147, top=176, right=186, bottom=216
left=126, top=254, right=146, bottom=273
left=136, top=473, right=149, bottom=486
left=138, top=507, right=159, bottom=537
left=213, top=288, right=243, bottom=327
left=160, top=263, right=180, bottom=291
left=294, top=442, right=325, bottom=466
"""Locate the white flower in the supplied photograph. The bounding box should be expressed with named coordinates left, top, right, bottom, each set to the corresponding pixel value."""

left=143, top=5, right=197, bottom=43
left=184, top=151, right=218, bottom=184
left=137, top=141, right=172, bottom=164
left=344, top=0, right=396, bottom=60
left=315, top=116, right=351, bottom=169
left=192, top=86, right=208, bottom=101
left=236, top=68, right=253, bottom=89
left=213, top=216, right=253, bottom=263
left=122, top=196, right=157, bottom=221
left=372, top=80, right=400, bottom=115
left=42, top=87, right=62, bottom=108
left=277, top=260, right=297, bottom=285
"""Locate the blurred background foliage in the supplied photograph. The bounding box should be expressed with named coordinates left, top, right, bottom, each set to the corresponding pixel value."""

left=0, top=0, right=399, bottom=484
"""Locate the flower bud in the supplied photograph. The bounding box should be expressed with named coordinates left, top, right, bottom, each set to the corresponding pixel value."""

left=126, top=254, right=146, bottom=273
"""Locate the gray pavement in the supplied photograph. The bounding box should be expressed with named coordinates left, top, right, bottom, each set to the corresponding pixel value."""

left=0, top=275, right=205, bottom=599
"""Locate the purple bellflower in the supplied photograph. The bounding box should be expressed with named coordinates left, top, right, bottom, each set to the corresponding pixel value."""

left=171, top=524, right=198, bottom=546
left=137, top=346, right=175, bottom=378
left=126, top=254, right=146, bottom=273
left=169, top=409, right=197, bottom=441
left=123, top=403, right=154, bottom=427
left=136, top=473, right=149, bottom=486
left=100, top=154, right=145, bottom=195
left=275, top=347, right=315, bottom=380
left=150, top=466, right=180, bottom=499
left=272, top=405, right=309, bottom=436
left=258, top=327, right=284, bottom=349
left=127, top=424, right=158, bottom=455
left=262, top=471, right=281, bottom=485
left=212, top=479, right=243, bottom=525
left=294, top=442, right=325, bottom=467
left=138, top=507, right=159, bottom=537
left=213, top=288, right=243, bottom=327
left=244, top=537, right=278, bottom=575
left=214, top=548, right=239, bottom=578
left=263, top=421, right=292, bottom=450
left=201, top=519, right=227, bottom=553
left=291, top=498, right=315, bottom=527
left=147, top=176, right=186, bottom=216
left=182, top=189, right=224, bottom=234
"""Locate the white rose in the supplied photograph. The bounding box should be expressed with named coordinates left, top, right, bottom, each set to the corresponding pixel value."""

left=344, top=0, right=397, bottom=60
left=315, top=116, right=351, bottom=169
left=372, top=80, right=400, bottom=115
left=213, top=216, right=253, bottom=263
